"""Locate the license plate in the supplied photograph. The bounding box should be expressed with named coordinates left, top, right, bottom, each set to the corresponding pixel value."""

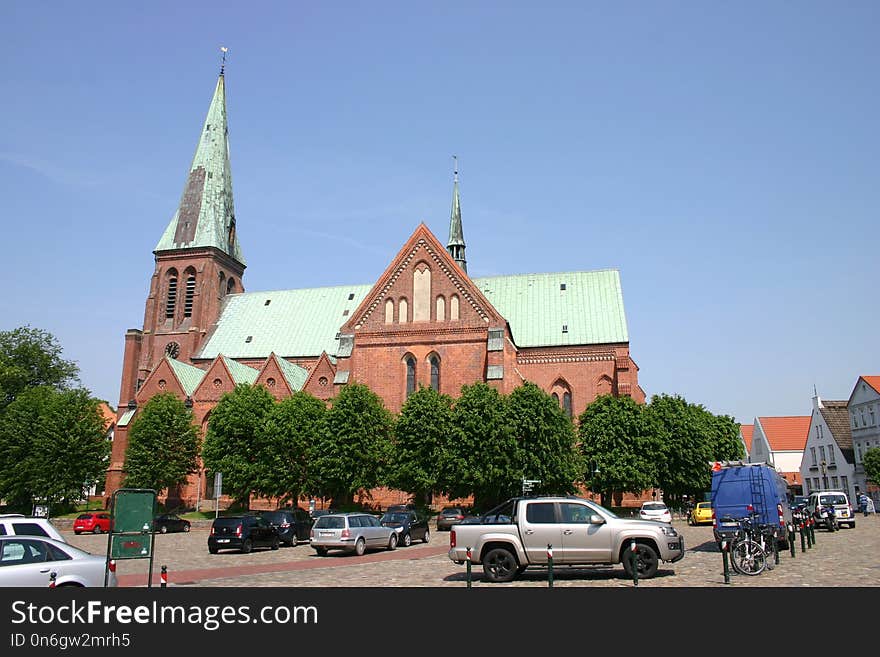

left=320, top=531, right=334, bottom=537
left=840, top=511, right=849, bottom=517
left=217, top=539, right=230, bottom=543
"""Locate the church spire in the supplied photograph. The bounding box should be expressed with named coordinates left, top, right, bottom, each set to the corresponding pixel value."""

left=155, top=56, right=244, bottom=266
left=446, top=155, right=467, bottom=273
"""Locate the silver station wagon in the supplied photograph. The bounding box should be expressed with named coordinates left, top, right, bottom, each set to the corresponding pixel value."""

left=310, top=512, right=398, bottom=556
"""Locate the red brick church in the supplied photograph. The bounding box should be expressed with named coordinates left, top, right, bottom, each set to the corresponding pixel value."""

left=104, top=68, right=645, bottom=509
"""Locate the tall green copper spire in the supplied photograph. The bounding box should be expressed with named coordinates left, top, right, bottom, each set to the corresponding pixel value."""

left=155, top=62, right=245, bottom=265
left=446, top=155, right=467, bottom=273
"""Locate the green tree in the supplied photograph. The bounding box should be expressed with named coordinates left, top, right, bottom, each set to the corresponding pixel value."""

left=312, top=383, right=394, bottom=508
left=389, top=386, right=455, bottom=507
left=202, top=384, right=276, bottom=508
left=863, top=447, right=880, bottom=490
left=0, top=326, right=80, bottom=409
left=260, top=391, right=326, bottom=505
left=0, top=387, right=109, bottom=509
left=123, top=393, right=201, bottom=495
left=439, top=382, right=518, bottom=511
left=507, top=381, right=582, bottom=496
left=577, top=394, right=660, bottom=507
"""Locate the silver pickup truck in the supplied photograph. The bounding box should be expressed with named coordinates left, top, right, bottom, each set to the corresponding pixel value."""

left=447, top=496, right=685, bottom=582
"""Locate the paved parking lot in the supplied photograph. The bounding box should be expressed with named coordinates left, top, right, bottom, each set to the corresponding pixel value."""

left=62, top=514, right=880, bottom=588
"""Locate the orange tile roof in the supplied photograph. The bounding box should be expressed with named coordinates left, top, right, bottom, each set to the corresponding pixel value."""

left=861, top=376, right=880, bottom=395
left=97, top=402, right=116, bottom=430
left=739, top=424, right=754, bottom=452
left=757, top=416, right=810, bottom=451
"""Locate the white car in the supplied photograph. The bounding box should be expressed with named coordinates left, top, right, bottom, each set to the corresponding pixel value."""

left=0, top=535, right=117, bottom=587
left=639, top=502, right=672, bottom=523
left=0, top=514, right=67, bottom=543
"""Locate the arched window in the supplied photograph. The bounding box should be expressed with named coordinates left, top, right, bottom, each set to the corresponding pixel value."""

left=385, top=298, right=394, bottom=324
left=165, top=270, right=178, bottom=319
left=450, top=295, right=460, bottom=320
left=563, top=392, right=572, bottom=418
left=219, top=272, right=226, bottom=297
left=552, top=393, right=559, bottom=404
left=405, top=355, right=416, bottom=397
left=436, top=296, right=445, bottom=321
left=429, top=354, right=440, bottom=392
left=183, top=273, right=196, bottom=318
left=399, top=298, right=408, bottom=323
left=226, top=277, right=236, bottom=295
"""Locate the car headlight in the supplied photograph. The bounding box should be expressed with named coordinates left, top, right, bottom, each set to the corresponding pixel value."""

left=660, top=525, right=678, bottom=537
left=394, top=527, right=403, bottom=533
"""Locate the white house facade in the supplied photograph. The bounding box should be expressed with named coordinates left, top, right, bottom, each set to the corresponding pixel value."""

left=800, top=396, right=854, bottom=499
left=848, top=376, right=880, bottom=508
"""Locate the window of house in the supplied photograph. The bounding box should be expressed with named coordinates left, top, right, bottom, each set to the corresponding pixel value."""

left=828, top=447, right=835, bottom=464
left=405, top=356, right=416, bottom=398
left=852, top=412, right=858, bottom=429
left=861, top=409, right=866, bottom=426
left=841, top=476, right=849, bottom=494
left=819, top=446, right=826, bottom=463
left=871, top=406, right=876, bottom=426
left=810, top=447, right=816, bottom=466
left=429, top=355, right=440, bottom=392
left=818, top=425, right=823, bottom=439
left=831, top=476, right=839, bottom=488
left=563, top=392, right=572, bottom=418
left=856, top=443, right=862, bottom=463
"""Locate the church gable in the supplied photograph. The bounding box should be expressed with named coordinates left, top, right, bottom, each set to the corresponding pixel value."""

left=341, top=223, right=505, bottom=334
left=255, top=353, right=294, bottom=399
left=192, top=354, right=251, bottom=402
left=303, top=351, right=337, bottom=401
left=135, top=357, right=190, bottom=404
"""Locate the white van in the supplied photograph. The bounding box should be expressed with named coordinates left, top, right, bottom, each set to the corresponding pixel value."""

left=0, top=514, right=67, bottom=543
left=806, top=491, right=855, bottom=529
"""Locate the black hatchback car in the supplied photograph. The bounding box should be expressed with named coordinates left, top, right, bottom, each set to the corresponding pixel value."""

left=260, top=508, right=313, bottom=547
left=153, top=513, right=191, bottom=534
left=379, top=510, right=430, bottom=547
left=208, top=515, right=279, bottom=554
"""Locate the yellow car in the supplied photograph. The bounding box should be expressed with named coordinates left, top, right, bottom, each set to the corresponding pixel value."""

left=689, top=502, right=713, bottom=525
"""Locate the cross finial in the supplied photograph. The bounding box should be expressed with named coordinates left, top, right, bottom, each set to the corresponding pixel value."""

left=220, top=46, right=228, bottom=75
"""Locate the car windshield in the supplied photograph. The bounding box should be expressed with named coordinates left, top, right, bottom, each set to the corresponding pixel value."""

left=642, top=503, right=667, bottom=511
left=313, top=516, right=346, bottom=529
left=381, top=513, right=409, bottom=523
left=213, top=518, right=244, bottom=529
left=697, top=503, right=711, bottom=509
left=820, top=494, right=847, bottom=505
left=261, top=512, right=286, bottom=523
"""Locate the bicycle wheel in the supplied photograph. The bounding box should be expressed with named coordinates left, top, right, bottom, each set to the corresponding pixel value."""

left=730, top=540, right=767, bottom=576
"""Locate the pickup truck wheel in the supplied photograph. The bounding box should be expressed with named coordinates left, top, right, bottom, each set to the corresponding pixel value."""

left=482, top=548, right=519, bottom=583
left=622, top=543, right=659, bottom=579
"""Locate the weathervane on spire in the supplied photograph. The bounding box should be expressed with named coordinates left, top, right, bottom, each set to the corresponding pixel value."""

left=220, top=46, right=228, bottom=75
left=453, top=154, right=458, bottom=183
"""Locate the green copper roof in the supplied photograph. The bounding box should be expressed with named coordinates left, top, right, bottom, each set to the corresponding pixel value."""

left=196, top=284, right=372, bottom=359
left=167, top=357, right=207, bottom=396
left=221, top=356, right=259, bottom=385
left=474, top=270, right=628, bottom=345
left=155, top=74, right=245, bottom=265
left=276, top=357, right=309, bottom=391
left=195, top=269, right=628, bottom=360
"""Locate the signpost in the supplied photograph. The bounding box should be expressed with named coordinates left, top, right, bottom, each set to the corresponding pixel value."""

left=214, top=472, right=223, bottom=518
left=522, top=479, right=541, bottom=496
left=104, top=488, right=157, bottom=587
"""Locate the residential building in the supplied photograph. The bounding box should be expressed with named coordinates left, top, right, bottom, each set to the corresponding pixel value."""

left=800, top=395, right=854, bottom=499
left=749, top=416, right=810, bottom=495
left=847, top=375, right=880, bottom=509
left=738, top=424, right=754, bottom=461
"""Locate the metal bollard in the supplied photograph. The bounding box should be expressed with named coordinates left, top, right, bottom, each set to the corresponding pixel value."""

left=547, top=544, right=554, bottom=588
left=630, top=539, right=639, bottom=587
left=773, top=533, right=780, bottom=565
left=160, top=565, right=168, bottom=588
left=465, top=547, right=472, bottom=588
left=721, top=540, right=730, bottom=584
left=807, top=519, right=814, bottom=548
left=799, top=523, right=806, bottom=553
left=49, top=571, right=57, bottom=588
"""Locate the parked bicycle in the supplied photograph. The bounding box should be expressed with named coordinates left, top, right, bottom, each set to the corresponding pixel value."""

left=722, top=513, right=768, bottom=576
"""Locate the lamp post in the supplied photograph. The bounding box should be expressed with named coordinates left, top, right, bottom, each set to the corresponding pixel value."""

left=590, top=463, right=600, bottom=503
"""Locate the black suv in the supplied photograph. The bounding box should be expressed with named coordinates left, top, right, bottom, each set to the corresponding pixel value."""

left=260, top=508, right=313, bottom=547
left=208, top=515, right=280, bottom=554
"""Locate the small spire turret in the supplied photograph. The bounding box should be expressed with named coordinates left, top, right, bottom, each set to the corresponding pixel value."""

left=447, top=155, right=467, bottom=273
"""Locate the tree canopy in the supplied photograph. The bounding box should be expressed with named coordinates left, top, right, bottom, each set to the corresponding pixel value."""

left=863, top=447, right=880, bottom=489
left=123, top=392, right=201, bottom=495
left=0, top=326, right=79, bottom=409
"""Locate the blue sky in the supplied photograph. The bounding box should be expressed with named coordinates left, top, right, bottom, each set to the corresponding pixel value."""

left=2, top=2, right=878, bottom=425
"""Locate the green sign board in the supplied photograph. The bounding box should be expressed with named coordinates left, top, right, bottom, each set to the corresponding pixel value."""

left=112, top=488, right=156, bottom=534
left=110, top=533, right=152, bottom=560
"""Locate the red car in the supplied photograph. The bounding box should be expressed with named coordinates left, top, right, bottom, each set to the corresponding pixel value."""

left=73, top=512, right=112, bottom=535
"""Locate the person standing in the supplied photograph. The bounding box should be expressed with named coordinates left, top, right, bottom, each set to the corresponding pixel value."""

left=859, top=493, right=869, bottom=517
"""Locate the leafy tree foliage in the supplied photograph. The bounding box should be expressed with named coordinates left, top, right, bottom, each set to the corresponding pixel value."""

left=389, top=386, right=455, bottom=506
left=123, top=393, right=200, bottom=494
left=0, top=387, right=109, bottom=508
left=507, top=382, right=582, bottom=496
left=260, top=391, right=326, bottom=505
left=312, top=383, right=394, bottom=508
left=863, top=447, right=880, bottom=488
left=577, top=394, right=660, bottom=506
left=202, top=384, right=276, bottom=507
left=439, top=382, right=518, bottom=511
left=0, top=326, right=79, bottom=409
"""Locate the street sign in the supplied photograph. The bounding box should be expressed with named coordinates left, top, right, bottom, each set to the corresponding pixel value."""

left=214, top=472, right=223, bottom=499
left=112, top=489, right=156, bottom=533
left=110, top=533, right=152, bottom=560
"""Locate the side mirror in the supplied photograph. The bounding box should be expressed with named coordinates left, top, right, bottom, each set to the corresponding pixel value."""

left=589, top=514, right=605, bottom=525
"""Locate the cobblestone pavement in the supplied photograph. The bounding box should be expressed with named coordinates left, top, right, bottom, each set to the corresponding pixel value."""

left=63, top=515, right=880, bottom=588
